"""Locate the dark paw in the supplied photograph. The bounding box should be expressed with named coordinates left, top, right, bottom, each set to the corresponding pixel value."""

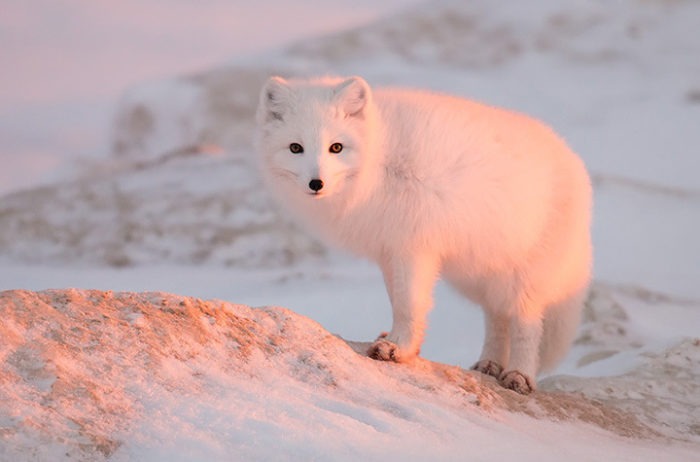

left=499, top=370, right=536, bottom=395
left=471, top=360, right=504, bottom=379
left=367, top=338, right=400, bottom=362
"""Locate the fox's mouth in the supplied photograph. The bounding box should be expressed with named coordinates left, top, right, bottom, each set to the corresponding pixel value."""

left=307, top=191, right=324, bottom=198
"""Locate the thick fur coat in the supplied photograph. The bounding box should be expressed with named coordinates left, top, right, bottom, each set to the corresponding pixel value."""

left=254, top=76, right=592, bottom=394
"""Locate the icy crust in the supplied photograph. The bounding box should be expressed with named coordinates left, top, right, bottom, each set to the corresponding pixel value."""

left=1, top=289, right=697, bottom=461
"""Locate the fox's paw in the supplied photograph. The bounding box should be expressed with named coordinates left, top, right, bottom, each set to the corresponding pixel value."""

left=471, top=360, right=503, bottom=379
left=499, top=370, right=536, bottom=395
left=367, top=333, right=416, bottom=363
left=367, top=338, right=399, bottom=362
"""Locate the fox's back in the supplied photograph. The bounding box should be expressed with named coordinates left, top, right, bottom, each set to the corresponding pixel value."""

left=373, top=88, right=577, bottom=178
left=368, top=88, right=587, bottom=266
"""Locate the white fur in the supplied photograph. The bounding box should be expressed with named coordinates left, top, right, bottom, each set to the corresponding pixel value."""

left=254, top=76, right=592, bottom=393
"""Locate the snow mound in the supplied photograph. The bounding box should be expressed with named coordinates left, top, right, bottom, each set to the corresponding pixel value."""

left=1, top=289, right=698, bottom=461
left=543, top=338, right=700, bottom=443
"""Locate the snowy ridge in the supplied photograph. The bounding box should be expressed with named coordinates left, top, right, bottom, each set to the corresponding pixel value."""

left=1, top=289, right=698, bottom=461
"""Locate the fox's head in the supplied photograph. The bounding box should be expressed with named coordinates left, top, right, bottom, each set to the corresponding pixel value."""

left=254, top=76, right=376, bottom=200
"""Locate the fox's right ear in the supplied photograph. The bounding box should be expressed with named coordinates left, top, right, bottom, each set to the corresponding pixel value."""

left=334, top=76, right=371, bottom=118
left=257, top=76, right=293, bottom=124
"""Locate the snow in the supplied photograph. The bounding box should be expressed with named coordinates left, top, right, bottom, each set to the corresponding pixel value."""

left=1, top=0, right=700, bottom=460
left=1, top=289, right=698, bottom=461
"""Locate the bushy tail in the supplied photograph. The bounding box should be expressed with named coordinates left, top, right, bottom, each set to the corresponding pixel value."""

left=538, top=287, right=588, bottom=373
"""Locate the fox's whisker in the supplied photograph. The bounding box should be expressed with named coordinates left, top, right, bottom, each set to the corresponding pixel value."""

left=269, top=167, right=299, bottom=180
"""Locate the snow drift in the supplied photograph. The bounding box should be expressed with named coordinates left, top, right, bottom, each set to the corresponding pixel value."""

left=1, top=289, right=698, bottom=461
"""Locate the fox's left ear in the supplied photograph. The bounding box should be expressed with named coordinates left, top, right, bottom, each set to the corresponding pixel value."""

left=334, top=77, right=371, bottom=117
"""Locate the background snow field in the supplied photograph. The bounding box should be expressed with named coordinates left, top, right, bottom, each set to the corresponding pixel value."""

left=1, top=0, right=699, bottom=460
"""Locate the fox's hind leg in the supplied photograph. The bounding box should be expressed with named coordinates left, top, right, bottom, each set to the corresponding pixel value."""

left=471, top=298, right=542, bottom=395
left=499, top=308, right=543, bottom=394
left=471, top=310, right=510, bottom=378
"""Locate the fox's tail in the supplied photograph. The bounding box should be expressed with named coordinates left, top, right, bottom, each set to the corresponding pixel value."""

left=537, top=287, right=589, bottom=373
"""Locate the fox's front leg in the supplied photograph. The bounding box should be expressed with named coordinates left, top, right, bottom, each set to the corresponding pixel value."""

left=368, top=252, right=439, bottom=362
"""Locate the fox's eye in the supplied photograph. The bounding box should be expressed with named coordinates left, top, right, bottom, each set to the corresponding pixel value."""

left=329, top=143, right=343, bottom=154
left=289, top=143, right=304, bottom=154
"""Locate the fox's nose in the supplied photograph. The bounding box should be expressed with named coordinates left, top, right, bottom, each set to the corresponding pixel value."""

left=309, top=179, right=324, bottom=192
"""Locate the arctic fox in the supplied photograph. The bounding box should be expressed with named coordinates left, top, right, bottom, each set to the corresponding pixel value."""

left=254, top=76, right=592, bottom=394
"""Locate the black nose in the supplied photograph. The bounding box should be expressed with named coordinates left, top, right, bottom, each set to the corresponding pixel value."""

left=309, top=179, right=324, bottom=192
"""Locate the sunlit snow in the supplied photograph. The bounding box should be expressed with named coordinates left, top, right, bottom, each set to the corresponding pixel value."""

left=1, top=0, right=699, bottom=460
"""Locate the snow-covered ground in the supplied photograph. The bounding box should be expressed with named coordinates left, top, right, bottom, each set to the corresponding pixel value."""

left=1, top=0, right=700, bottom=460
left=1, top=289, right=698, bottom=461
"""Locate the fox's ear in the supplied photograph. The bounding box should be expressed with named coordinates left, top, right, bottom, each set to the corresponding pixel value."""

left=257, top=76, right=292, bottom=124
left=334, top=76, right=371, bottom=117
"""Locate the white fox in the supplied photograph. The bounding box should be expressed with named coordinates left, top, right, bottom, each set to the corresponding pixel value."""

left=254, top=76, right=592, bottom=394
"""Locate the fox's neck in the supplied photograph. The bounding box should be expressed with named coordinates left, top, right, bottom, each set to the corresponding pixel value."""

left=339, top=100, right=386, bottom=211
left=300, top=100, right=389, bottom=257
